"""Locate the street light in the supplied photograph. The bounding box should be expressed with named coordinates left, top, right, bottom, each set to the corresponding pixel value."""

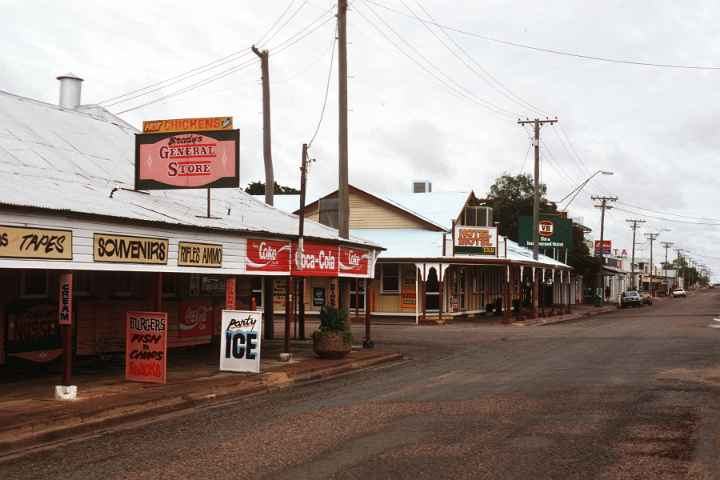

left=558, top=170, right=614, bottom=210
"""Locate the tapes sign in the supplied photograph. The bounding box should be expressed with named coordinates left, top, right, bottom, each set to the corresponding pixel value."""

left=338, top=246, right=370, bottom=275
left=135, top=129, right=239, bottom=190
left=454, top=226, right=497, bottom=255
left=518, top=215, right=574, bottom=249
left=142, top=116, right=233, bottom=133
left=0, top=225, right=72, bottom=260
left=246, top=238, right=291, bottom=272
left=220, top=310, right=262, bottom=373
left=93, top=233, right=168, bottom=264
left=177, top=241, right=223, bottom=268
left=125, top=311, right=168, bottom=384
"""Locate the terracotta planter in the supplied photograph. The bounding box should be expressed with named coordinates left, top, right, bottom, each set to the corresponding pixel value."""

left=313, top=332, right=352, bottom=359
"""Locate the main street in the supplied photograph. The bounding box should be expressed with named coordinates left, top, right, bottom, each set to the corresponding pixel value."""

left=3, top=293, right=720, bottom=479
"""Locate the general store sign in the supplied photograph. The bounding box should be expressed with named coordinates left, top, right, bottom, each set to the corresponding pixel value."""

left=291, top=242, right=338, bottom=277
left=135, top=129, right=239, bottom=190
left=338, top=246, right=370, bottom=275
left=246, top=238, right=291, bottom=272
left=93, top=233, right=168, bottom=265
left=125, top=311, right=168, bottom=384
left=453, top=225, right=497, bottom=255
left=142, top=116, right=233, bottom=133
left=177, top=242, right=223, bottom=268
left=0, top=225, right=72, bottom=260
left=220, top=310, right=262, bottom=373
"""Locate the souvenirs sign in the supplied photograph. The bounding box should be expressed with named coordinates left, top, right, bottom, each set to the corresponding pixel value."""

left=220, top=310, right=262, bottom=373
left=339, top=246, right=370, bottom=276
left=125, top=311, right=168, bottom=384
left=142, top=116, right=233, bottom=133
left=0, top=225, right=72, bottom=260
left=135, top=129, right=239, bottom=190
left=93, top=233, right=168, bottom=264
left=246, top=238, right=291, bottom=272
left=177, top=242, right=223, bottom=268
left=454, top=226, right=497, bottom=255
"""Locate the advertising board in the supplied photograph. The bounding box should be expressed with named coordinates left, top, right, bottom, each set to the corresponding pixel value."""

left=0, top=225, right=72, bottom=260
left=453, top=225, right=497, bottom=255
left=58, top=272, right=73, bottom=326
left=338, top=246, right=370, bottom=275
left=246, top=238, right=291, bottom=272
left=125, top=311, right=168, bottom=384
left=142, top=116, right=233, bottom=133
left=594, top=240, right=612, bottom=256
left=518, top=215, right=574, bottom=249
left=291, top=242, right=339, bottom=277
left=177, top=241, right=223, bottom=268
left=93, top=233, right=168, bottom=265
left=220, top=310, right=262, bottom=373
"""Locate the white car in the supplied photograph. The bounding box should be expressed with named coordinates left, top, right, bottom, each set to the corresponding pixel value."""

left=672, top=289, right=687, bottom=298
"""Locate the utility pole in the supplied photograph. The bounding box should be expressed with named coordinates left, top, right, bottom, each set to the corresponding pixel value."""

left=591, top=195, right=618, bottom=302
left=297, top=144, right=314, bottom=340
left=645, top=232, right=660, bottom=296
left=337, top=0, right=349, bottom=239
left=626, top=219, right=646, bottom=290
left=661, top=241, right=674, bottom=294
left=517, top=117, right=557, bottom=318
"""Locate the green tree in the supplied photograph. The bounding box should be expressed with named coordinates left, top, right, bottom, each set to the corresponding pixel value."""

left=244, top=181, right=300, bottom=195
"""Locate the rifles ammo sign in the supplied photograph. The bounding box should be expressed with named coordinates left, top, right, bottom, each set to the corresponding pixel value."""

left=177, top=242, right=223, bottom=268
left=93, top=233, right=168, bottom=264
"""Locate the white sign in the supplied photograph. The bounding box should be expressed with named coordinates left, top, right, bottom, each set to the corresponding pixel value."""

left=220, top=310, right=262, bottom=373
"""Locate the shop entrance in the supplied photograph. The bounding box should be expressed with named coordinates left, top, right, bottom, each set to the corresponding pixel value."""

left=425, top=269, right=440, bottom=311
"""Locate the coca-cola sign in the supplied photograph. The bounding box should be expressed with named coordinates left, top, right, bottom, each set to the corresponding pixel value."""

left=291, top=242, right=339, bottom=277
left=135, top=129, right=239, bottom=190
left=339, top=246, right=370, bottom=275
left=246, top=239, right=291, bottom=272
left=178, top=299, right=213, bottom=337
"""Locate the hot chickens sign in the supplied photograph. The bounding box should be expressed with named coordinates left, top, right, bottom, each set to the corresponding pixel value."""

left=246, top=239, right=291, bottom=272
left=135, top=128, right=239, bottom=190
left=291, top=242, right=339, bottom=277
left=339, top=246, right=370, bottom=276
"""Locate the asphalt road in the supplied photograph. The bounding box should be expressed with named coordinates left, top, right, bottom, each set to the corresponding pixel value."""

left=3, top=292, right=720, bottom=479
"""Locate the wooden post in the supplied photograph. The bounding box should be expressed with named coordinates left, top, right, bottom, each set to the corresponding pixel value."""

left=531, top=268, right=539, bottom=318
left=354, top=278, right=360, bottom=320
left=363, top=278, right=374, bottom=348
left=298, top=278, right=305, bottom=340
left=264, top=278, right=274, bottom=340
left=284, top=277, right=292, bottom=354
left=504, top=266, right=512, bottom=324
left=438, top=267, right=444, bottom=324
left=154, top=272, right=163, bottom=311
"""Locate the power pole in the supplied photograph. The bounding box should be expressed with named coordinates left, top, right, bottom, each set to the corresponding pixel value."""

left=252, top=45, right=276, bottom=340
left=518, top=117, right=557, bottom=318
left=591, top=195, right=618, bottom=302
left=645, top=232, right=660, bottom=296
left=661, top=241, right=673, bottom=294
left=337, top=0, right=349, bottom=239
left=626, top=219, right=646, bottom=290
left=251, top=46, right=275, bottom=206
left=297, top=144, right=313, bottom=340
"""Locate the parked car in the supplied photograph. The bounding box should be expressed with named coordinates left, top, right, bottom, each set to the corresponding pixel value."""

left=639, top=291, right=653, bottom=305
left=620, top=291, right=643, bottom=308
left=672, top=288, right=688, bottom=298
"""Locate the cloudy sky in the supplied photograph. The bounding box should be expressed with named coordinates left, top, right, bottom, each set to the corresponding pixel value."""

left=3, top=0, right=720, bottom=277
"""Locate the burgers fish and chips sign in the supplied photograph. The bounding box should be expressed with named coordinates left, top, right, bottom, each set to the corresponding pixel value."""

left=135, top=117, right=239, bottom=190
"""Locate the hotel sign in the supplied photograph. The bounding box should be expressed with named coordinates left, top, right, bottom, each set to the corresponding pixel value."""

left=0, top=225, right=72, bottom=260
left=454, top=225, right=497, bottom=255
left=93, top=233, right=168, bottom=264
left=135, top=129, right=240, bottom=190
left=142, top=116, right=233, bottom=133
left=177, top=242, right=223, bottom=268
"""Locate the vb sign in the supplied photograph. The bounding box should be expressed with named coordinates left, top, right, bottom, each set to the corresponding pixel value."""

left=539, top=220, right=554, bottom=237
left=220, top=310, right=262, bottom=373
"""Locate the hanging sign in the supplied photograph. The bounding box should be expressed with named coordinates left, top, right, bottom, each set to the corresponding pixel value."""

left=135, top=129, right=239, bottom=190
left=225, top=277, right=237, bottom=310
left=246, top=238, right=291, bottom=272
left=125, top=311, right=168, bottom=384
left=142, top=117, right=233, bottom=133
left=220, top=310, right=262, bottom=373
left=339, top=246, right=370, bottom=275
left=0, top=225, right=72, bottom=260
left=177, top=241, right=223, bottom=267
left=453, top=226, right=497, bottom=255
left=94, top=233, right=168, bottom=264
left=58, top=272, right=73, bottom=326
left=291, top=242, right=339, bottom=277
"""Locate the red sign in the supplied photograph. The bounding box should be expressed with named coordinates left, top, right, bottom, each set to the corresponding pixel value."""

left=135, top=130, right=239, bottom=190
left=539, top=220, right=554, bottom=238
left=246, top=238, right=291, bottom=272
left=594, top=240, right=612, bottom=255
left=291, top=242, right=339, bottom=277
left=226, top=277, right=236, bottom=310
left=125, top=311, right=168, bottom=384
left=338, top=246, right=370, bottom=275
left=178, top=299, right=213, bottom=337
left=58, top=272, right=73, bottom=326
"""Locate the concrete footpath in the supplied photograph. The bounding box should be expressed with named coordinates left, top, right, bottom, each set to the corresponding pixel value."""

left=0, top=341, right=402, bottom=455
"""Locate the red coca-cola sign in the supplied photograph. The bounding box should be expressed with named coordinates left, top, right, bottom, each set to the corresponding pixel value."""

left=178, top=299, right=213, bottom=337
left=292, top=242, right=339, bottom=277
left=135, top=129, right=239, bottom=190
left=246, top=239, right=291, bottom=272
left=339, top=246, right=370, bottom=275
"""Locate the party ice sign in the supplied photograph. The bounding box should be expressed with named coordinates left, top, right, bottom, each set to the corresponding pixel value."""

left=125, top=311, right=168, bottom=384
left=220, top=310, right=262, bottom=373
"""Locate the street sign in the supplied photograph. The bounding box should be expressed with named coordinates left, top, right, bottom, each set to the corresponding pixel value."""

left=220, top=310, right=262, bottom=373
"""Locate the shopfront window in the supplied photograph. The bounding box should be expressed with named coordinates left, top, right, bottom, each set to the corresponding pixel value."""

left=251, top=277, right=263, bottom=308
left=114, top=272, right=140, bottom=297
left=163, top=273, right=178, bottom=298
left=349, top=280, right=366, bottom=310
left=381, top=264, right=400, bottom=293
left=20, top=270, right=48, bottom=298
left=73, top=271, right=93, bottom=297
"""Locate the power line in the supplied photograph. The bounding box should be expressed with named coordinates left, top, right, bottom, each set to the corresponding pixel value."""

left=365, top=0, right=720, bottom=71
left=308, top=25, right=337, bottom=147
left=255, top=0, right=299, bottom=47
left=259, top=0, right=311, bottom=48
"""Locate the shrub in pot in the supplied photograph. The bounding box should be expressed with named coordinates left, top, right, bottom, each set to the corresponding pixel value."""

left=312, top=306, right=352, bottom=359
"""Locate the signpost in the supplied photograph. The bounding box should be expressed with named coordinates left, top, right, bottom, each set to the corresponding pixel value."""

left=220, top=310, right=262, bottom=373
left=453, top=225, right=498, bottom=255
left=125, top=311, right=168, bottom=384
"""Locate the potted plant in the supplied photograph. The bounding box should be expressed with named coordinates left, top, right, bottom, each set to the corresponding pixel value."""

left=312, top=306, right=352, bottom=359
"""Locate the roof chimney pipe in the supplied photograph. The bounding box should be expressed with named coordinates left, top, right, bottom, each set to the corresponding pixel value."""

left=56, top=73, right=83, bottom=109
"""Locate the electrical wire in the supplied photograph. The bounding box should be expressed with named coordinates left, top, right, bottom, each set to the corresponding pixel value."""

left=260, top=0, right=311, bottom=48
left=255, top=0, right=298, bottom=47
left=308, top=25, right=337, bottom=147
left=365, top=0, right=720, bottom=71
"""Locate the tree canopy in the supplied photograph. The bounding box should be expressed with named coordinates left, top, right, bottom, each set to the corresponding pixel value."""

left=244, top=181, right=300, bottom=195
left=486, top=173, right=555, bottom=240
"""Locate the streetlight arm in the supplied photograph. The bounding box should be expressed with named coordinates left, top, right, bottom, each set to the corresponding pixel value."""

left=557, top=170, right=611, bottom=205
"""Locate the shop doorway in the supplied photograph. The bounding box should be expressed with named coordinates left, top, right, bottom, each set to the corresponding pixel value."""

left=425, top=268, right=440, bottom=311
